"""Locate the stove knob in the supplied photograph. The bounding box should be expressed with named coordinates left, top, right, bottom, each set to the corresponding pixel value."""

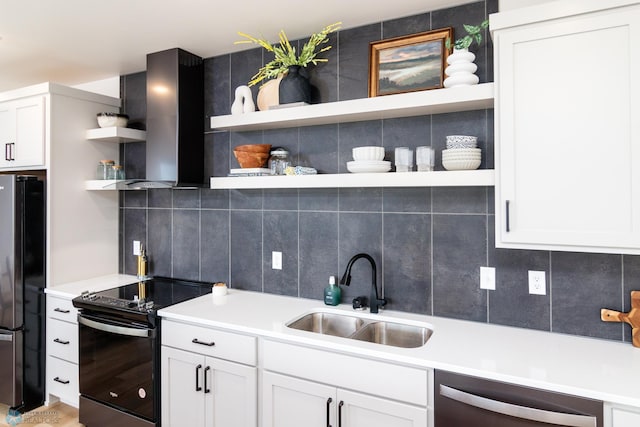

left=144, top=301, right=154, bottom=310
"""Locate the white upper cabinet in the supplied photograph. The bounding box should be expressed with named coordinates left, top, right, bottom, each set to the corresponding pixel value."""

left=493, top=1, right=640, bottom=254
left=0, top=95, right=45, bottom=169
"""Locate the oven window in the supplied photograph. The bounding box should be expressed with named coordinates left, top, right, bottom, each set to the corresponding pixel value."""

left=78, top=315, right=156, bottom=421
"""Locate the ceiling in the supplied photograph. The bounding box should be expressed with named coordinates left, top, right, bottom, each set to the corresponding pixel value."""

left=0, top=0, right=477, bottom=93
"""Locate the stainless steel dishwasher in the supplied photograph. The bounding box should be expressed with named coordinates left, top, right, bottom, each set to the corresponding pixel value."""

left=435, top=370, right=603, bottom=427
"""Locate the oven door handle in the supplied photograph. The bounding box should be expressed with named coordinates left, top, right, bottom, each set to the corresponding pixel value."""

left=439, top=385, right=597, bottom=427
left=78, top=315, right=154, bottom=338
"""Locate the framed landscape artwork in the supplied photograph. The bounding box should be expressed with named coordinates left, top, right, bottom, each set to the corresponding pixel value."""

left=369, top=27, right=453, bottom=97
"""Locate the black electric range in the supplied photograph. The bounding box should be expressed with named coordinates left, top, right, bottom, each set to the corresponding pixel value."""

left=72, top=277, right=214, bottom=427
left=72, top=276, right=213, bottom=325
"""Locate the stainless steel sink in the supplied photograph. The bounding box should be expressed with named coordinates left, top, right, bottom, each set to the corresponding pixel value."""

left=286, top=311, right=432, bottom=348
left=287, top=312, right=365, bottom=338
left=350, top=321, right=432, bottom=348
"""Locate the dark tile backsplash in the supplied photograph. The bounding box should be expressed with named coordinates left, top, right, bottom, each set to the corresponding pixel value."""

left=118, top=0, right=640, bottom=344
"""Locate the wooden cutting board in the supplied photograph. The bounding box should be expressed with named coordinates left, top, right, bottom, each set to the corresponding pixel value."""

left=601, top=291, right=640, bottom=347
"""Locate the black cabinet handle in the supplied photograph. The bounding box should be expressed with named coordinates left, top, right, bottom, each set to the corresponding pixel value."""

left=338, top=401, right=344, bottom=427
left=54, top=377, right=70, bottom=385
left=204, top=366, right=211, bottom=394
left=53, top=338, right=70, bottom=345
left=4, top=143, right=10, bottom=161
left=192, top=338, right=215, bottom=347
left=505, top=200, right=511, bottom=232
left=326, top=398, right=332, bottom=427
left=195, top=364, right=202, bottom=392
left=54, top=307, right=70, bottom=314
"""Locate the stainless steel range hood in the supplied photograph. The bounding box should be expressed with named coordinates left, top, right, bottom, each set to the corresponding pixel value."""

left=124, top=48, right=204, bottom=189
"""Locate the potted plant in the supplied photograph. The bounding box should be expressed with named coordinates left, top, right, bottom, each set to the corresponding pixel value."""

left=444, top=19, right=489, bottom=88
left=236, top=22, right=341, bottom=108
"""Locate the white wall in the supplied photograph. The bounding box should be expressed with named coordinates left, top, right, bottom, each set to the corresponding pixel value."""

left=72, top=76, right=120, bottom=98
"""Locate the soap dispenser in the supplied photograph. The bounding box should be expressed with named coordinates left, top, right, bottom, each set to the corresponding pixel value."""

left=323, top=275, right=341, bottom=306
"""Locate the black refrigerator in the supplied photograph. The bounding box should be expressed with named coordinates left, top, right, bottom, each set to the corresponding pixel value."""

left=0, top=175, right=45, bottom=412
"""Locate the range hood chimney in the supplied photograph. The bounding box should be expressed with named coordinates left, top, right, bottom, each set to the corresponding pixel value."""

left=133, top=48, right=204, bottom=188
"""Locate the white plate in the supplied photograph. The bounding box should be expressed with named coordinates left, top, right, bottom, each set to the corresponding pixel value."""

left=346, top=160, right=391, bottom=173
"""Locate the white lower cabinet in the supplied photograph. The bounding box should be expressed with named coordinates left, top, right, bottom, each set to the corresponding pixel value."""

left=45, top=295, right=79, bottom=407
left=161, top=321, right=257, bottom=427
left=262, top=340, right=429, bottom=427
left=263, top=372, right=427, bottom=427
left=605, top=403, right=640, bottom=427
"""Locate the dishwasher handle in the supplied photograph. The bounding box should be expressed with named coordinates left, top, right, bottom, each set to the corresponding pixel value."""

left=439, top=384, right=597, bottom=427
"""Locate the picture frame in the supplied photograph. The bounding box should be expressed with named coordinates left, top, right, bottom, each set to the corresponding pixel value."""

left=368, top=27, right=453, bottom=97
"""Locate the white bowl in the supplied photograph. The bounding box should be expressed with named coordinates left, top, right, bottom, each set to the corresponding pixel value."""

left=442, top=158, right=481, bottom=171
left=446, top=135, right=477, bottom=149
left=346, top=160, right=391, bottom=173
left=442, top=148, right=481, bottom=155
left=442, top=151, right=482, bottom=159
left=442, top=154, right=482, bottom=161
left=353, top=146, right=385, bottom=161
left=97, top=113, right=129, bottom=128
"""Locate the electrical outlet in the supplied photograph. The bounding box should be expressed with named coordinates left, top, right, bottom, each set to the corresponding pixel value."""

left=133, top=240, right=141, bottom=256
left=480, top=266, right=496, bottom=290
left=272, top=251, right=282, bottom=270
left=528, top=271, right=546, bottom=295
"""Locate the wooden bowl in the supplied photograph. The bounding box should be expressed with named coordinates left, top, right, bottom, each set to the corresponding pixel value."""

left=233, top=150, right=269, bottom=168
left=234, top=144, right=272, bottom=153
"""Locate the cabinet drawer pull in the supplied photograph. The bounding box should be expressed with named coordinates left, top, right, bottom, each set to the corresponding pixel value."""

left=192, top=338, right=215, bottom=347
left=505, top=200, right=511, bottom=232
left=53, top=338, right=70, bottom=345
left=326, top=398, right=332, bottom=427
left=338, top=400, right=344, bottom=427
left=195, top=364, right=202, bottom=392
left=54, top=307, right=70, bottom=314
left=4, top=143, right=10, bottom=161
left=440, top=385, right=597, bottom=427
left=53, top=377, right=70, bottom=385
left=204, top=366, right=211, bottom=394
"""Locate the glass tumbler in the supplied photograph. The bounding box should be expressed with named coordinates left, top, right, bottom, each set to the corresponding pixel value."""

left=394, top=147, right=413, bottom=172
left=417, top=146, right=435, bottom=171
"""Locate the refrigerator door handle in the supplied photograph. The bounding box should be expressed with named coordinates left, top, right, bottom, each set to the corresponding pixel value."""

left=0, top=334, right=13, bottom=342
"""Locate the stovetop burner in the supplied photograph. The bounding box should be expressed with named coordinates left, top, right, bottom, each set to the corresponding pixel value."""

left=72, top=276, right=213, bottom=324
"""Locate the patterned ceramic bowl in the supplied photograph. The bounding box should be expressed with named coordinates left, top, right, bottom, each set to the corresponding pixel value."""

left=445, top=135, right=477, bottom=149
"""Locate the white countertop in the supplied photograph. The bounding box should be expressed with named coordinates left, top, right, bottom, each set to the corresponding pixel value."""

left=44, top=274, right=139, bottom=299
left=158, top=289, right=640, bottom=408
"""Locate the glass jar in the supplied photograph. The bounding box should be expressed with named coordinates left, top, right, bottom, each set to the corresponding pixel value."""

left=96, top=160, right=115, bottom=180
left=111, top=164, right=125, bottom=180
left=268, top=148, right=290, bottom=175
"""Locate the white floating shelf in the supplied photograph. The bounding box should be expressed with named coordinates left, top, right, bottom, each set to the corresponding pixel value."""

left=210, top=169, right=495, bottom=190
left=86, top=127, right=146, bottom=143
left=210, top=83, right=494, bottom=131
left=85, top=180, right=130, bottom=190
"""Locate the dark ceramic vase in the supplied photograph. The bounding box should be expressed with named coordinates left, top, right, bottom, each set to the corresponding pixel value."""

left=278, top=66, right=311, bottom=105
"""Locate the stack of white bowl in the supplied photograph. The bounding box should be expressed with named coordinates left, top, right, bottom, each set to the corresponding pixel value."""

left=442, top=135, right=481, bottom=171
left=346, top=146, right=391, bottom=173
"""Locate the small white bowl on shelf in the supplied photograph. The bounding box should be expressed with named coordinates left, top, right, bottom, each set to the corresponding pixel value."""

left=97, top=112, right=129, bottom=128
left=352, top=146, right=385, bottom=161
left=442, top=158, right=481, bottom=171
left=346, top=160, right=391, bottom=173
left=442, top=148, right=481, bottom=158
